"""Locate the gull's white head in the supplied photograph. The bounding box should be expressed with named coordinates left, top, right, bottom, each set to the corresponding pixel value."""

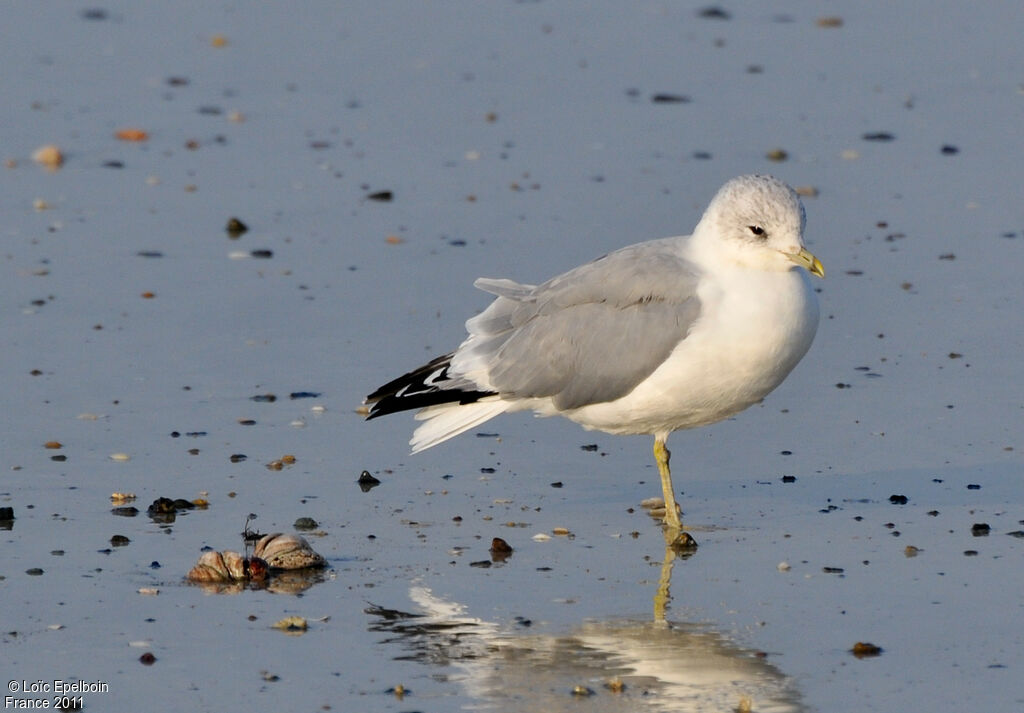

left=695, top=174, right=824, bottom=277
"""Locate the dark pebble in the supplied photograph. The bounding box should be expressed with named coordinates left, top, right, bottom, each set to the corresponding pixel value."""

left=289, top=391, right=320, bottom=399
left=251, top=393, right=277, bottom=402
left=963, top=550, right=978, bottom=556
left=862, top=132, right=895, bottom=141
left=971, top=523, right=990, bottom=536
left=0, top=507, right=13, bottom=521
left=136, top=250, right=163, bottom=258
left=294, top=517, right=318, bottom=531
left=781, top=475, right=796, bottom=483
left=366, top=190, right=394, bottom=202
left=110, top=535, right=131, bottom=547
left=1006, top=531, right=1024, bottom=538
left=651, top=93, right=690, bottom=104
left=111, top=506, right=139, bottom=517
left=480, top=467, right=496, bottom=473
left=80, top=8, right=108, bottom=20
left=250, top=249, right=274, bottom=259
left=469, top=560, right=492, bottom=568
left=697, top=6, right=731, bottom=20
left=550, top=481, right=563, bottom=488
left=226, top=217, right=248, bottom=237
left=940, top=145, right=959, bottom=155
left=139, top=652, right=157, bottom=665
left=889, top=494, right=908, bottom=505
left=822, top=566, right=844, bottom=574
left=229, top=454, right=247, bottom=463
left=489, top=537, right=513, bottom=555
left=358, top=470, right=381, bottom=492
left=966, top=483, right=981, bottom=490
left=103, top=160, right=124, bottom=169
left=580, top=444, right=599, bottom=451
left=26, top=568, right=44, bottom=576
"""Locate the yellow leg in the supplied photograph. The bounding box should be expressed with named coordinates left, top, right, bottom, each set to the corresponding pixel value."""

left=654, top=436, right=681, bottom=530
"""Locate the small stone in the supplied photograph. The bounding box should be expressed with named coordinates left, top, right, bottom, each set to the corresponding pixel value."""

left=139, top=652, right=157, bottom=665
left=971, top=523, right=990, bottom=536
left=489, top=537, right=513, bottom=555
left=358, top=470, right=381, bottom=492
left=226, top=217, right=248, bottom=236
left=889, top=494, right=908, bottom=505
left=851, top=642, right=882, bottom=658
left=32, top=144, right=64, bottom=169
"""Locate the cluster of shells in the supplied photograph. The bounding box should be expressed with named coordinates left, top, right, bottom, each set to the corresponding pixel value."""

left=187, top=533, right=326, bottom=593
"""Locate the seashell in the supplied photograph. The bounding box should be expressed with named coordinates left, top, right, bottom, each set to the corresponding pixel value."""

left=188, top=551, right=234, bottom=582
left=187, top=550, right=268, bottom=583
left=253, top=533, right=326, bottom=570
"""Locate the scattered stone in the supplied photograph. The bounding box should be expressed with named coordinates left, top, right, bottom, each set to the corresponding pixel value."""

left=366, top=190, right=393, bottom=202
left=358, top=470, right=381, bottom=492
left=851, top=642, right=882, bottom=658
left=765, top=148, right=788, bottom=162
left=489, top=537, right=513, bottom=560
left=862, top=132, right=895, bottom=142
left=650, top=93, right=690, bottom=104
left=139, top=652, right=156, bottom=665
left=226, top=217, right=248, bottom=236
left=32, top=144, right=64, bottom=169
left=889, top=494, right=908, bottom=505
left=697, top=6, right=731, bottom=20
left=971, top=523, right=991, bottom=536
left=293, top=517, right=318, bottom=531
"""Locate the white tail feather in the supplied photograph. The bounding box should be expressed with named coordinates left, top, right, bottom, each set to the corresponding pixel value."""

left=410, top=398, right=509, bottom=453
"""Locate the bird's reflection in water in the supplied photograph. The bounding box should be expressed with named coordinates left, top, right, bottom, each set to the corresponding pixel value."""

left=368, top=545, right=804, bottom=713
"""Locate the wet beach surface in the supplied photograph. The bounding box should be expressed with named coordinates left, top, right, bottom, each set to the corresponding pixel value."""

left=2, top=3, right=1022, bottom=711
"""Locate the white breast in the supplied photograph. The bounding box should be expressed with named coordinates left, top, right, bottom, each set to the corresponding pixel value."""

left=561, top=267, right=819, bottom=436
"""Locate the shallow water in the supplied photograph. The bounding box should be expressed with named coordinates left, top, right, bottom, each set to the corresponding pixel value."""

left=2, top=2, right=1022, bottom=711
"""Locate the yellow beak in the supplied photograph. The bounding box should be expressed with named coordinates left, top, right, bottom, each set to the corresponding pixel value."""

left=787, top=247, right=825, bottom=278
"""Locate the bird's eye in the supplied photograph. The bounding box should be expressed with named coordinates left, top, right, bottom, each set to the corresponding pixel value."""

left=748, top=225, right=765, bottom=237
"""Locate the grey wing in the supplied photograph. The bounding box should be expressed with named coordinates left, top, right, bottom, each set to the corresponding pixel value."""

left=457, top=238, right=702, bottom=410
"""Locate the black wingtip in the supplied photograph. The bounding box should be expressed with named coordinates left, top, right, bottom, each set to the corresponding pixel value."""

left=364, top=353, right=496, bottom=419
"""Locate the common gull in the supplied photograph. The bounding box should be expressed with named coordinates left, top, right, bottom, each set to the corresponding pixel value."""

left=365, top=174, right=824, bottom=541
